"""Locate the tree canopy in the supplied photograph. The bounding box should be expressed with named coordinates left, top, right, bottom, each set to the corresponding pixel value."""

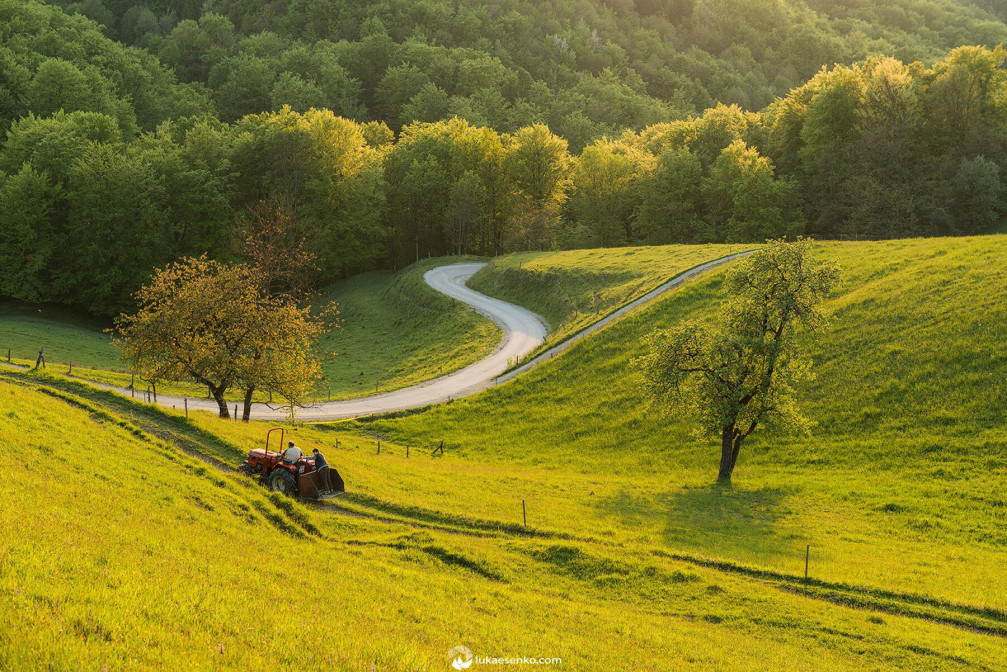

left=2, top=2, right=1007, bottom=318
left=636, top=239, right=839, bottom=483
left=114, top=256, right=330, bottom=419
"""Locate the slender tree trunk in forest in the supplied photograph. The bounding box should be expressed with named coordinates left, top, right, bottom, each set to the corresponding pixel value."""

left=242, top=387, right=255, bottom=422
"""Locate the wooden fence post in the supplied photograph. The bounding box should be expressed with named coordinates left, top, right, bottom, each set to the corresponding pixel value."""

left=377, top=439, right=381, bottom=455
left=184, top=398, right=188, bottom=419
left=234, top=404, right=238, bottom=421
left=406, top=445, right=409, bottom=458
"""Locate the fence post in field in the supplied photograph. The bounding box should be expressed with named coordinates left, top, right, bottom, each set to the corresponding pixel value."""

left=234, top=404, right=238, bottom=421
left=152, top=383, right=157, bottom=403
left=406, top=445, right=409, bottom=458
left=377, top=439, right=381, bottom=455
left=184, top=398, right=188, bottom=419
left=804, top=544, right=810, bottom=593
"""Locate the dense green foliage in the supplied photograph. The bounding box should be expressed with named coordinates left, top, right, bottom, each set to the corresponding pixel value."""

left=4, top=0, right=1007, bottom=318
left=50, top=0, right=1007, bottom=145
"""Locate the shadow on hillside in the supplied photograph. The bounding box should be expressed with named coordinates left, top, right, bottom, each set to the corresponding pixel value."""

left=595, top=484, right=803, bottom=559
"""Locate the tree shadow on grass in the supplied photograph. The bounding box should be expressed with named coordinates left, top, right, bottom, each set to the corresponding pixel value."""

left=596, top=483, right=804, bottom=560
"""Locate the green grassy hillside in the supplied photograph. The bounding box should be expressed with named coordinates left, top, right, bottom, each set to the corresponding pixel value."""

left=0, top=303, right=118, bottom=370
left=0, top=257, right=498, bottom=400
left=319, top=257, right=498, bottom=399
left=468, top=244, right=754, bottom=355
left=354, top=235, right=1007, bottom=614
left=4, top=371, right=1006, bottom=669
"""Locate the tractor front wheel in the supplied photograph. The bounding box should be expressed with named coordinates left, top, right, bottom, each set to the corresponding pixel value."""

left=268, top=469, right=297, bottom=496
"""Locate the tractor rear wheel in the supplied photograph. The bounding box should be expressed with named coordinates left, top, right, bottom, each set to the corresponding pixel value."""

left=268, top=469, right=297, bottom=496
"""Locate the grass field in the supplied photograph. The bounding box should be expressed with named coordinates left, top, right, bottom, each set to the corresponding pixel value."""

left=0, top=303, right=118, bottom=369
left=4, top=371, right=1007, bottom=669
left=0, top=257, right=499, bottom=401
left=467, top=244, right=755, bottom=355
left=6, top=235, right=1007, bottom=668
left=352, top=236, right=1007, bottom=614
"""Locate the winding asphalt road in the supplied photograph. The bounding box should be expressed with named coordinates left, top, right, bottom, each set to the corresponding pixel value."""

left=7, top=252, right=750, bottom=421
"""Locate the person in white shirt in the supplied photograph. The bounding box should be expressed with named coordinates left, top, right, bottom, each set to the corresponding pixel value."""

left=282, top=441, right=303, bottom=464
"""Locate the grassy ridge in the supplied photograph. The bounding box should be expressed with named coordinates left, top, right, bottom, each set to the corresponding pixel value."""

left=5, top=374, right=1007, bottom=669
left=0, top=257, right=499, bottom=400
left=320, top=257, right=498, bottom=399
left=352, top=235, right=1007, bottom=611
left=467, top=244, right=754, bottom=354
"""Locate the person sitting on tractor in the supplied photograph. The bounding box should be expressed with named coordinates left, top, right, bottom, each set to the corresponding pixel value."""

left=282, top=441, right=303, bottom=464
left=312, top=448, right=333, bottom=492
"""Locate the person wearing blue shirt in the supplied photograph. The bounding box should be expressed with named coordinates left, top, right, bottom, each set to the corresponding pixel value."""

left=312, top=448, right=332, bottom=492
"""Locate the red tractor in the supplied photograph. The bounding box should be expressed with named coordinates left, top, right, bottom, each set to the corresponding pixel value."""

left=239, top=427, right=344, bottom=499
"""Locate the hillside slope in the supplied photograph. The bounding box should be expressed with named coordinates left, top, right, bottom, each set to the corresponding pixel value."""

left=355, top=235, right=1007, bottom=611
left=468, top=243, right=755, bottom=354
left=4, top=371, right=1007, bottom=668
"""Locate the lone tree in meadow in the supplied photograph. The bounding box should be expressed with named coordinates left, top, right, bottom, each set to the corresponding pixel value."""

left=114, top=256, right=333, bottom=420
left=637, top=239, right=839, bottom=483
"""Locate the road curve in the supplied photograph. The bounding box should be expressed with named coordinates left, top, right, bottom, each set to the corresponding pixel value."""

left=5, top=252, right=750, bottom=421
left=103, top=263, right=548, bottom=421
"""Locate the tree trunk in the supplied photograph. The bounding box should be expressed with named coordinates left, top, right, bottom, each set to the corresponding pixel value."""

left=718, top=426, right=735, bottom=483
left=242, top=387, right=255, bottom=422
left=731, top=433, right=745, bottom=470
left=211, top=387, right=229, bottom=419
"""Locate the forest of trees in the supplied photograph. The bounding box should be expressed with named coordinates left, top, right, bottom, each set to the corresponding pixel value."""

left=44, top=0, right=1007, bottom=146
left=1, top=0, right=1007, bottom=317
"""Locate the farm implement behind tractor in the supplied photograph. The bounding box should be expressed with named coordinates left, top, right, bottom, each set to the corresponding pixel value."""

left=239, top=427, right=344, bottom=500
